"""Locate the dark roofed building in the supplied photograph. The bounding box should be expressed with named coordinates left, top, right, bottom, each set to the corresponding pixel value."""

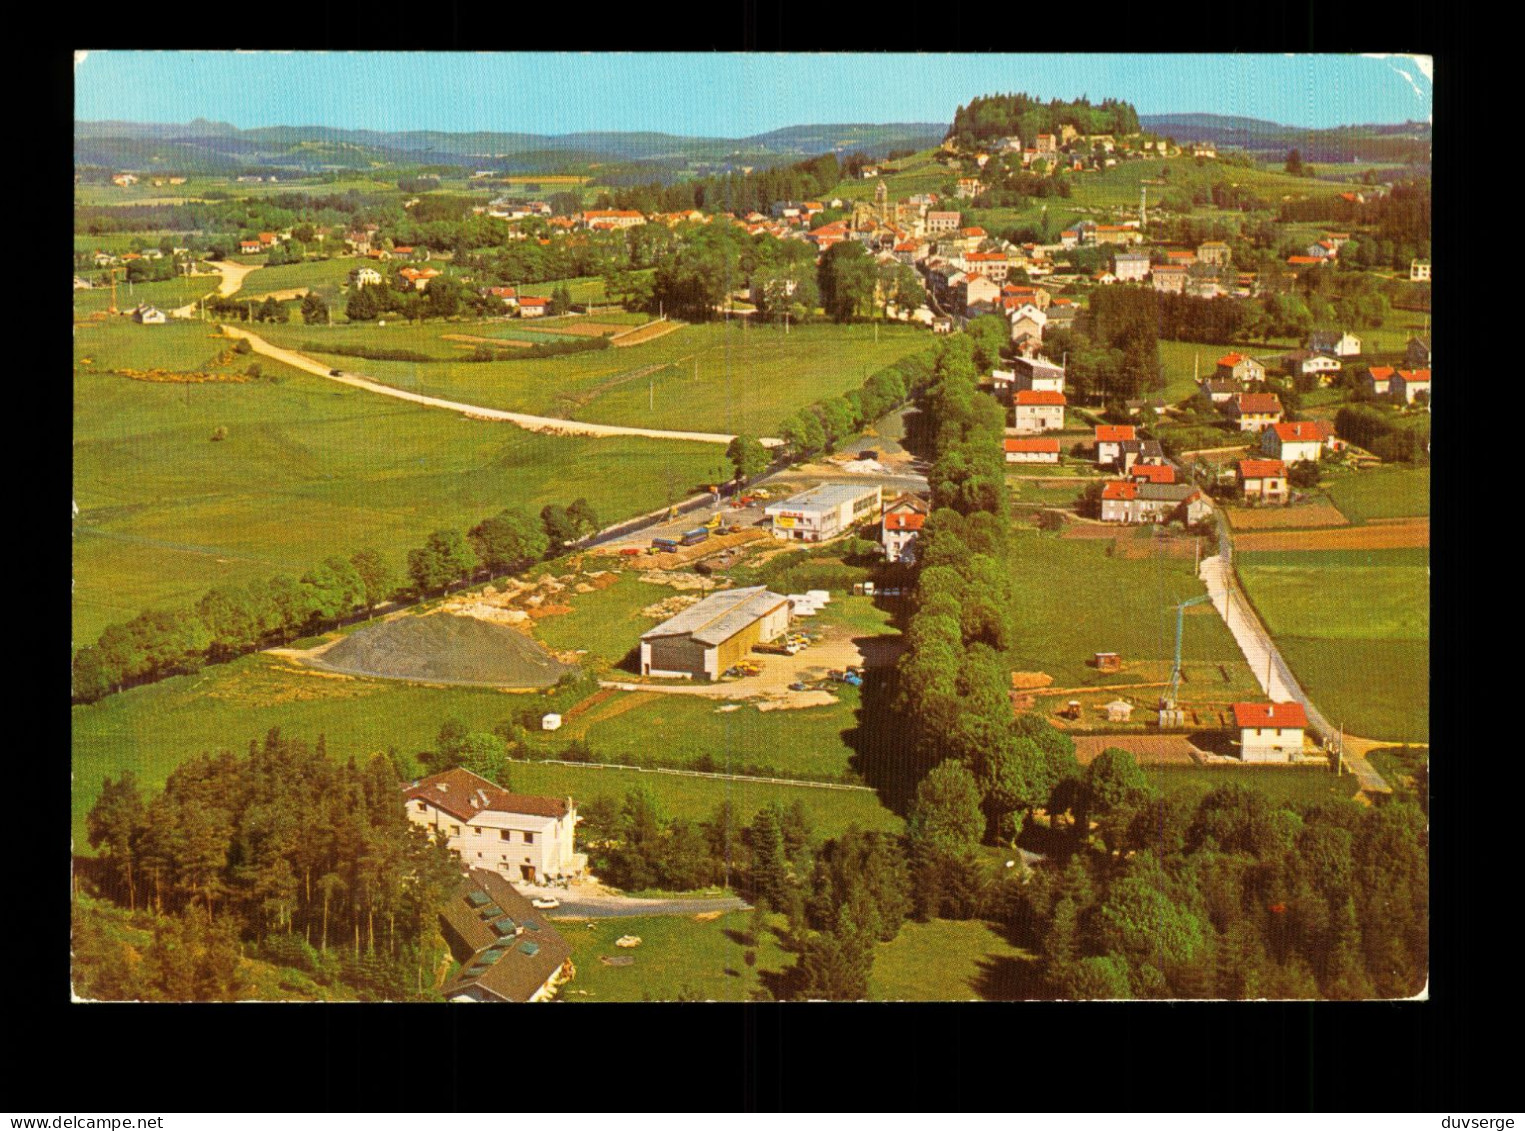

left=440, top=869, right=575, bottom=1002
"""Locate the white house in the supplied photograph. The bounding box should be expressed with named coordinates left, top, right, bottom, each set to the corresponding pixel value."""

left=1013, top=389, right=1066, bottom=433
left=1014, top=356, right=1066, bottom=395
left=131, top=304, right=166, bottom=324
left=1261, top=421, right=1329, bottom=464
left=881, top=496, right=929, bottom=562
left=1391, top=369, right=1431, bottom=405
left=1094, top=424, right=1136, bottom=468
left=350, top=266, right=383, bottom=288
left=1112, top=253, right=1150, bottom=282
left=1233, top=701, right=1307, bottom=762
left=1004, top=436, right=1061, bottom=464
left=1308, top=330, right=1362, bottom=357
left=404, top=768, right=585, bottom=884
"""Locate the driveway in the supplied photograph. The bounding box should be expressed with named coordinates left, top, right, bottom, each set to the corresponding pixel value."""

left=170, top=259, right=259, bottom=317
left=220, top=325, right=777, bottom=447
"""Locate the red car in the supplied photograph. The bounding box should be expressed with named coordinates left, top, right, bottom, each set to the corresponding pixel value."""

left=618, top=547, right=642, bottom=557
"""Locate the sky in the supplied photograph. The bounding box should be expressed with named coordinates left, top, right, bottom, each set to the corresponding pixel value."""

left=74, top=53, right=1432, bottom=137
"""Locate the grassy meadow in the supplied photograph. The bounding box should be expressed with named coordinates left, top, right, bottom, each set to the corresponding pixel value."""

left=1237, top=547, right=1428, bottom=742
left=1005, top=529, right=1245, bottom=687
left=72, top=319, right=725, bottom=642
left=256, top=318, right=932, bottom=437
left=1324, top=466, right=1430, bottom=522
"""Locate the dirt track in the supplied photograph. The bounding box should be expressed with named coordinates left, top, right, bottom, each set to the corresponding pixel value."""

left=169, top=260, right=259, bottom=317
left=220, top=325, right=781, bottom=447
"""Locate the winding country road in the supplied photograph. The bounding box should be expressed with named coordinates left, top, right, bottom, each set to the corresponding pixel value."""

left=170, top=259, right=260, bottom=317
left=220, top=324, right=782, bottom=447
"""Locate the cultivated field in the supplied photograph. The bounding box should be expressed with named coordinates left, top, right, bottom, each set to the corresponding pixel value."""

left=1225, top=500, right=1351, bottom=530
left=1232, top=518, right=1429, bottom=552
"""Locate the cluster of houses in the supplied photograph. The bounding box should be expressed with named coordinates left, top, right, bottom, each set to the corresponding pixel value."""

left=1099, top=239, right=1252, bottom=299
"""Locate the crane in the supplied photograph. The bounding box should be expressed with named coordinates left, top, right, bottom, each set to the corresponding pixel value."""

left=1160, top=593, right=1212, bottom=726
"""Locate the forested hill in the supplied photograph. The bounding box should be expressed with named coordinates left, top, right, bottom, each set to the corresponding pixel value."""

left=947, top=94, right=1141, bottom=147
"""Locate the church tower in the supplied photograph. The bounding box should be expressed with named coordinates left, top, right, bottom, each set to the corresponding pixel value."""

left=875, top=179, right=889, bottom=217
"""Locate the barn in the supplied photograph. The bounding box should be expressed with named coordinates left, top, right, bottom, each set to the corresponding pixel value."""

left=640, top=586, right=791, bottom=680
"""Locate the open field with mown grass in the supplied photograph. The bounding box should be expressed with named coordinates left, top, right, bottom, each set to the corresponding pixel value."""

left=555, top=911, right=789, bottom=1002
left=73, top=324, right=723, bottom=642
left=1005, top=529, right=1244, bottom=688
left=73, top=276, right=220, bottom=319
left=71, top=652, right=904, bottom=851
left=1067, top=158, right=1370, bottom=213
left=1144, top=764, right=1363, bottom=806
left=256, top=319, right=933, bottom=437
left=867, top=918, right=1040, bottom=1001
left=239, top=256, right=363, bottom=302
left=549, top=689, right=862, bottom=781
left=1325, top=466, right=1430, bottom=522
left=1237, top=546, right=1428, bottom=742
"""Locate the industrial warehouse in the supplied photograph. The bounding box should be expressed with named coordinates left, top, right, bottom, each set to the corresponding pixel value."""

left=765, top=483, right=883, bottom=542
left=639, top=586, right=793, bottom=680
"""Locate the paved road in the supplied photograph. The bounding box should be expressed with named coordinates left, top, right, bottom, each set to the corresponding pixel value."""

left=221, top=325, right=780, bottom=447
left=544, top=895, right=749, bottom=919
left=1199, top=553, right=1391, bottom=795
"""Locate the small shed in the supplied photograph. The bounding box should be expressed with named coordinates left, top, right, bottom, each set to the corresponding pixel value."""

left=541, top=713, right=563, bottom=732
left=1093, top=652, right=1122, bottom=672
left=1105, top=699, right=1133, bottom=723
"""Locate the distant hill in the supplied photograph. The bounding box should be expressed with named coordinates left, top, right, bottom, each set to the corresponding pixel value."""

left=74, top=120, right=949, bottom=178
left=1140, top=113, right=1430, bottom=164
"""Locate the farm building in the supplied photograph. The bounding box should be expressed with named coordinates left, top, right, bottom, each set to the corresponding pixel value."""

left=438, top=869, right=575, bottom=1003
left=1237, top=459, right=1289, bottom=504
left=766, top=483, right=883, bottom=543
left=1093, top=652, right=1122, bottom=672
left=404, top=768, right=585, bottom=884
left=640, top=586, right=791, bottom=681
left=1105, top=699, right=1134, bottom=722
left=1233, top=701, right=1308, bottom=762
left=1004, top=436, right=1061, bottom=464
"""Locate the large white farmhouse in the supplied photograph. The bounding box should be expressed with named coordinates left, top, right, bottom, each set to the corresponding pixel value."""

left=404, top=768, right=584, bottom=884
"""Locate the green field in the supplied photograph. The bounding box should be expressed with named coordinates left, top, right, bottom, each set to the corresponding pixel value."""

left=239, top=257, right=364, bottom=303
left=70, top=652, right=904, bottom=851
left=1145, top=764, right=1363, bottom=807
left=73, top=276, right=220, bottom=319
left=72, top=326, right=724, bottom=642
left=529, top=573, right=673, bottom=666
left=1066, top=158, right=1369, bottom=213
left=867, top=918, right=1039, bottom=1001
left=1005, top=529, right=1244, bottom=687
left=1237, top=547, right=1428, bottom=742
left=553, top=690, right=862, bottom=781
left=1325, top=466, right=1430, bottom=522
left=256, top=319, right=932, bottom=436
left=556, top=910, right=791, bottom=1002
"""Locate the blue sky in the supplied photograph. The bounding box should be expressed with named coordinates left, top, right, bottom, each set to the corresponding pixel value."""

left=74, top=52, right=1432, bottom=136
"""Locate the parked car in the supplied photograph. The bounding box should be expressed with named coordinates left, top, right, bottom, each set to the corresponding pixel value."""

left=329, top=369, right=344, bottom=377
left=531, top=897, right=561, bottom=910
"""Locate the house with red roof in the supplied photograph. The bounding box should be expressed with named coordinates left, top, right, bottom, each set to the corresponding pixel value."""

left=1004, top=436, right=1061, bottom=464
left=1094, top=424, right=1136, bottom=468
left=1225, top=392, right=1285, bottom=432
left=881, top=495, right=930, bottom=562
left=1391, top=368, right=1431, bottom=405
left=1013, top=389, right=1066, bottom=433
left=518, top=296, right=550, bottom=318
left=1099, top=480, right=1211, bottom=525
left=239, top=239, right=262, bottom=254
left=1261, top=421, right=1330, bottom=464
left=404, top=767, right=585, bottom=882
left=1215, top=352, right=1267, bottom=384
left=1129, top=462, right=1176, bottom=485
left=1237, top=458, right=1288, bottom=504
left=1364, top=365, right=1396, bottom=398
left=1233, top=701, right=1308, bottom=762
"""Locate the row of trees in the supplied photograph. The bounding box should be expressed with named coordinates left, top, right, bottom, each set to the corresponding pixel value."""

left=1334, top=404, right=1430, bottom=463
left=1043, top=286, right=1164, bottom=403
left=72, top=500, right=600, bottom=704
left=775, top=351, right=936, bottom=460
left=78, top=730, right=466, bottom=1000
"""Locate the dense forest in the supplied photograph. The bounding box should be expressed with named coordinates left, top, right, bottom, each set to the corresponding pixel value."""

left=947, top=94, right=1141, bottom=149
